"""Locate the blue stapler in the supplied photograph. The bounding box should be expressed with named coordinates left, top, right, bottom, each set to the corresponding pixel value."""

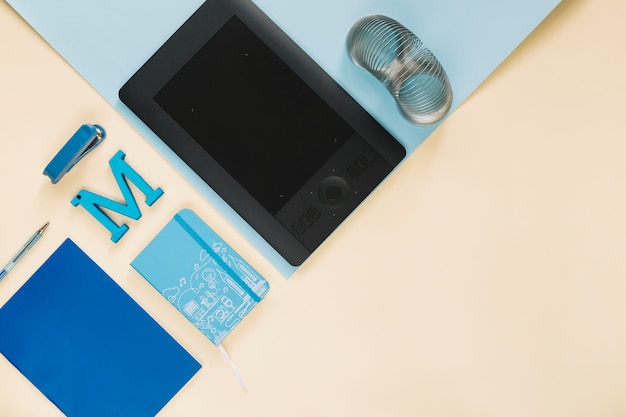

left=43, top=124, right=106, bottom=184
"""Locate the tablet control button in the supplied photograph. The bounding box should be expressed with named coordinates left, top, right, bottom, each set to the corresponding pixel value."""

left=347, top=165, right=362, bottom=179
left=354, top=158, right=369, bottom=171
left=299, top=214, right=314, bottom=228
left=307, top=207, right=321, bottom=220
left=292, top=222, right=306, bottom=235
left=319, top=176, right=350, bottom=209
left=326, top=185, right=342, bottom=200
left=362, top=150, right=376, bottom=163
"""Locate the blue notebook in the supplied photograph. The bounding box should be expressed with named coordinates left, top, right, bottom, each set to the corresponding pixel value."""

left=132, top=209, right=269, bottom=346
left=0, top=238, right=201, bottom=417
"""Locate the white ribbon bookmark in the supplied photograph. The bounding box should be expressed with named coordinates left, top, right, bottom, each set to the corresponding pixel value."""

left=218, top=344, right=248, bottom=391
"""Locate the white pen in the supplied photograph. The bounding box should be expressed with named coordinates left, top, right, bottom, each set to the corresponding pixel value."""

left=0, top=222, right=49, bottom=281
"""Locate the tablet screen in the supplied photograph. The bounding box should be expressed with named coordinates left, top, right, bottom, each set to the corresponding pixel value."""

left=155, top=16, right=354, bottom=215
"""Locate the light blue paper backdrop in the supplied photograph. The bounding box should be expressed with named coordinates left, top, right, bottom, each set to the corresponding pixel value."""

left=7, top=0, right=560, bottom=276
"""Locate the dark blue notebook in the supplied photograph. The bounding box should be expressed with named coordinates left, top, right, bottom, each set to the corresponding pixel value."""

left=0, top=238, right=201, bottom=417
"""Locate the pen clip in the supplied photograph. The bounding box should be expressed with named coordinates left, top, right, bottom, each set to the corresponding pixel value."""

left=43, top=124, right=106, bottom=184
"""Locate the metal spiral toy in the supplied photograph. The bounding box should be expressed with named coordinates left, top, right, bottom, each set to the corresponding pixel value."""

left=346, top=15, right=453, bottom=126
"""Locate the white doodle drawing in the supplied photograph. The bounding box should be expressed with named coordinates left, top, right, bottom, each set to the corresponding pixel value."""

left=160, top=244, right=267, bottom=344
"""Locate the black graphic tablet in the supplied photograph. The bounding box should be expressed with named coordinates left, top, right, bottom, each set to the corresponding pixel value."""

left=119, top=0, right=406, bottom=266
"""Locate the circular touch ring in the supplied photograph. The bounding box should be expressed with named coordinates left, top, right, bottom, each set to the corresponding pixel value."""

left=347, top=15, right=453, bottom=126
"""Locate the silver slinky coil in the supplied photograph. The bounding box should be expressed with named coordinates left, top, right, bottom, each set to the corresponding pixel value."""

left=347, top=15, right=453, bottom=126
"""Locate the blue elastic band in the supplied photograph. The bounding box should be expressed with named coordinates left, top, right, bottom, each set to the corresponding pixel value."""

left=174, top=213, right=261, bottom=303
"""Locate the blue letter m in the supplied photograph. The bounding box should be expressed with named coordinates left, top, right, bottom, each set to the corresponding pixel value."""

left=71, top=150, right=164, bottom=242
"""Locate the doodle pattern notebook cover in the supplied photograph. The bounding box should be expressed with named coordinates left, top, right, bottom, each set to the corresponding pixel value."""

left=132, top=209, right=269, bottom=345
left=0, top=238, right=201, bottom=417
